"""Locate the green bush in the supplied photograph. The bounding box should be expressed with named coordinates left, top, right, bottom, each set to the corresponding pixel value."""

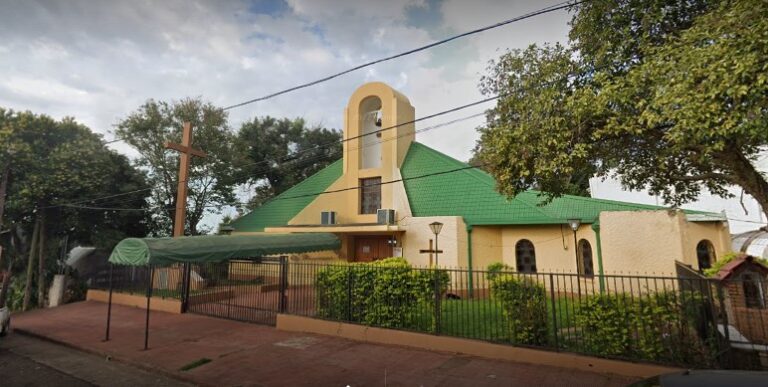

left=576, top=291, right=714, bottom=365
left=575, top=294, right=635, bottom=356
left=486, top=262, right=512, bottom=282
left=315, top=257, right=449, bottom=332
left=489, top=274, right=549, bottom=346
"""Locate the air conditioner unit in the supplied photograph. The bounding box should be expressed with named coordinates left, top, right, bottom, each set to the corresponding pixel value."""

left=320, top=211, right=336, bottom=225
left=377, top=209, right=396, bottom=225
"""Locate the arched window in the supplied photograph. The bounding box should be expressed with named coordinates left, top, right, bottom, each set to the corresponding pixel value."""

left=696, top=240, right=716, bottom=271
left=359, top=96, right=383, bottom=169
left=578, top=239, right=594, bottom=277
left=515, top=239, right=537, bottom=273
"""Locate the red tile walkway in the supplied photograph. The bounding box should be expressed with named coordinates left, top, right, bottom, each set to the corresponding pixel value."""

left=13, top=301, right=638, bottom=386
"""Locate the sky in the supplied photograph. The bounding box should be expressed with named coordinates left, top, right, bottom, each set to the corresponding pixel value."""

left=1, top=0, right=765, bottom=233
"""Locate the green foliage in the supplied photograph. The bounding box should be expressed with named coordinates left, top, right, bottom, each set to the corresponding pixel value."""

left=234, top=116, right=341, bottom=209
left=5, top=275, right=28, bottom=311
left=0, top=109, right=150, bottom=247
left=476, top=0, right=768, bottom=218
left=115, top=98, right=237, bottom=235
left=704, top=252, right=768, bottom=277
left=315, top=258, right=448, bottom=332
left=488, top=273, right=548, bottom=346
left=576, top=291, right=714, bottom=365
left=485, top=262, right=512, bottom=281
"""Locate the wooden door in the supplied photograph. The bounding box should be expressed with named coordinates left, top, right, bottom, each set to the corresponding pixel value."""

left=354, top=236, right=393, bottom=262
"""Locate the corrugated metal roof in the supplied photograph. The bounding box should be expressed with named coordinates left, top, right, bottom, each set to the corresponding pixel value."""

left=733, top=228, right=768, bottom=258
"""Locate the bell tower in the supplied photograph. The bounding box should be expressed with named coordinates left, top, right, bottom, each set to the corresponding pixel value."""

left=342, top=82, right=415, bottom=222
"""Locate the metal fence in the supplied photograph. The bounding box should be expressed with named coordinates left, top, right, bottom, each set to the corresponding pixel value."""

left=285, top=262, right=768, bottom=370
left=91, top=259, right=768, bottom=370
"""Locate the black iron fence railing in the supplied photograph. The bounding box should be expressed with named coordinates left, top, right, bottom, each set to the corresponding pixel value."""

left=92, top=259, right=768, bottom=370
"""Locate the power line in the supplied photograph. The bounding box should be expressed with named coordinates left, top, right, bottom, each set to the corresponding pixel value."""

left=97, top=0, right=581, bottom=148
left=46, top=110, right=486, bottom=211
left=59, top=162, right=488, bottom=212
left=221, top=0, right=583, bottom=110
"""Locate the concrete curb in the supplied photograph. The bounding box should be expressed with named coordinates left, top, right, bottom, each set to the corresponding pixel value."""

left=12, top=328, right=209, bottom=387
left=277, top=314, right=681, bottom=379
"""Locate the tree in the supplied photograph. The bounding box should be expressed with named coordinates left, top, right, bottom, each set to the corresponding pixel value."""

left=116, top=98, right=238, bottom=235
left=235, top=117, right=341, bottom=208
left=0, top=109, right=150, bottom=309
left=475, top=0, right=768, bottom=218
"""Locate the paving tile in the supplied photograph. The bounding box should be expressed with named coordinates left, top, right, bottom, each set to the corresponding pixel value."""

left=12, top=301, right=639, bottom=387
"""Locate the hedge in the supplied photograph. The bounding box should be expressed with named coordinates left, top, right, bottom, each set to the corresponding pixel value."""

left=315, top=258, right=449, bottom=332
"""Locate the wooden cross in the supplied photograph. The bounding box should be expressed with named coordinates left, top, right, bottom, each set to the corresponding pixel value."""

left=164, top=122, right=207, bottom=237
left=419, top=239, right=443, bottom=266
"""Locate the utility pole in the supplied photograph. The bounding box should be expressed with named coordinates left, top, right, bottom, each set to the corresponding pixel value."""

left=164, top=122, right=206, bottom=312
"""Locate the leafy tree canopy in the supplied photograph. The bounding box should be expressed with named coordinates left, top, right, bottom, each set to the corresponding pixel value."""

left=0, top=108, right=149, bottom=248
left=475, top=0, right=768, bottom=218
left=115, top=98, right=237, bottom=235
left=234, top=116, right=341, bottom=209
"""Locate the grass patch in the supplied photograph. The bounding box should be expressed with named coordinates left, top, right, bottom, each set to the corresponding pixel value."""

left=409, top=296, right=576, bottom=343
left=179, top=358, right=212, bottom=371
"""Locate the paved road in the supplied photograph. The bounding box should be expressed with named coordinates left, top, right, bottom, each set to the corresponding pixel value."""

left=0, top=334, right=191, bottom=387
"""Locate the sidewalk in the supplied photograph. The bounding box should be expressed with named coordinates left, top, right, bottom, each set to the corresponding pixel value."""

left=12, top=301, right=638, bottom=386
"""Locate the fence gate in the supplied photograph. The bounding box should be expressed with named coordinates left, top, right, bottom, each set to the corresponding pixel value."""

left=186, top=257, right=287, bottom=326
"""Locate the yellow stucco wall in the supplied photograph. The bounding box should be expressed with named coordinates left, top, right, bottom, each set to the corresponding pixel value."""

left=599, top=210, right=683, bottom=275
left=679, top=219, right=731, bottom=269
left=289, top=82, right=415, bottom=226
left=400, top=216, right=465, bottom=267
left=598, top=210, right=730, bottom=275
left=495, top=224, right=597, bottom=273
left=468, top=226, right=503, bottom=270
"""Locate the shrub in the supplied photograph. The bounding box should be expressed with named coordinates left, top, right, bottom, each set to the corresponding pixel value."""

left=489, top=274, right=548, bottom=345
left=315, top=257, right=449, bottom=332
left=576, top=291, right=714, bottom=366
left=486, top=262, right=513, bottom=282
left=575, top=294, right=635, bottom=356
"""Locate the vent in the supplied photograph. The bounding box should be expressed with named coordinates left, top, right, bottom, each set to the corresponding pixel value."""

left=320, top=211, right=336, bottom=225
left=377, top=209, right=396, bottom=225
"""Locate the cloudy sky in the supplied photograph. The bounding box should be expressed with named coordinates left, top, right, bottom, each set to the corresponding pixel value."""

left=1, top=0, right=765, bottom=233
left=0, top=0, right=571, bottom=160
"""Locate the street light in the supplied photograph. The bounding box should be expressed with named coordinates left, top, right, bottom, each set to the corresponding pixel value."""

left=567, top=219, right=582, bottom=294
left=429, top=222, right=443, bottom=266
left=428, top=221, right=444, bottom=335
left=567, top=218, right=581, bottom=268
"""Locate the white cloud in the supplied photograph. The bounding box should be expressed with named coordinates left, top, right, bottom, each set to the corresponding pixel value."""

left=0, top=0, right=577, bottom=230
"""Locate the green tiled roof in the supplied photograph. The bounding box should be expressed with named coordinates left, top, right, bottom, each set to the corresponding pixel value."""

left=231, top=159, right=343, bottom=232
left=233, top=142, right=718, bottom=232
left=400, top=142, right=685, bottom=225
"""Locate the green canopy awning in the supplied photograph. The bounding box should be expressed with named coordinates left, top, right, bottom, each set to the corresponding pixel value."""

left=108, top=233, right=340, bottom=266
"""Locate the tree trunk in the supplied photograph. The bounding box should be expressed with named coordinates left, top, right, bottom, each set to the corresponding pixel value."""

left=22, top=217, right=40, bottom=311
left=716, top=149, right=768, bottom=222
left=0, top=163, right=9, bottom=274
left=37, top=210, right=46, bottom=308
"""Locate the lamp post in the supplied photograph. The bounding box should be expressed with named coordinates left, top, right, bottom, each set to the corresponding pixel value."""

left=429, top=221, right=443, bottom=266
left=567, top=218, right=581, bottom=295
left=428, top=221, right=443, bottom=334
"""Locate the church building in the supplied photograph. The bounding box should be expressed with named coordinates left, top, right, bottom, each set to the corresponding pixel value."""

left=230, top=82, right=732, bottom=276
